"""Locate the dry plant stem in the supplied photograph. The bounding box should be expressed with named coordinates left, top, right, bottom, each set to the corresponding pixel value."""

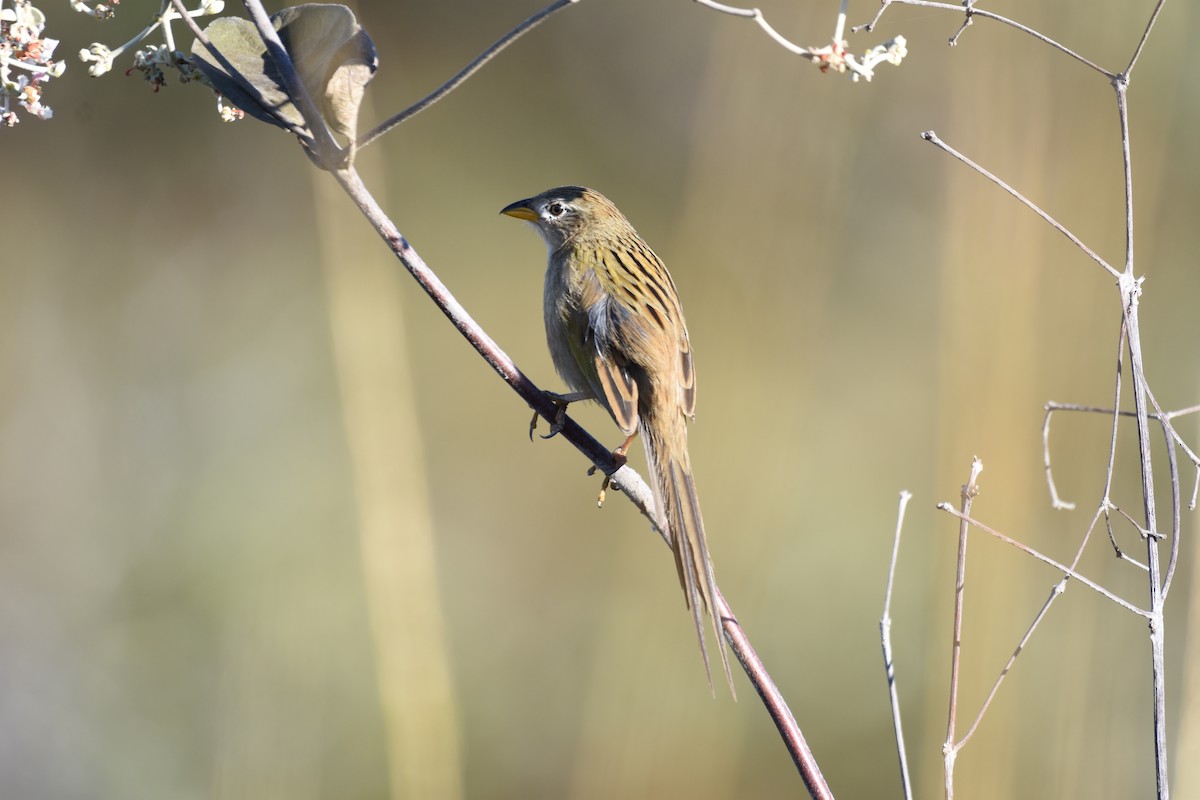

left=1125, top=0, right=1169, bottom=76
left=1126, top=295, right=1169, bottom=798
left=1122, top=296, right=1170, bottom=799
left=855, top=0, right=1111, bottom=77
left=958, top=579, right=1062, bottom=748
left=941, top=458, right=981, bottom=799
left=328, top=164, right=830, bottom=797
left=1113, top=61, right=1170, bottom=793
left=356, top=0, right=579, bottom=150
left=881, top=491, right=914, bottom=800
left=920, top=131, right=1120, bottom=280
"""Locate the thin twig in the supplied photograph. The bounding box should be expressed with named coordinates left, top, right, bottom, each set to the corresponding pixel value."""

left=1040, top=407, right=1075, bottom=510
left=1111, top=503, right=1160, bottom=541
left=937, top=506, right=1150, bottom=617
left=1116, top=90, right=1135, bottom=276
left=1043, top=318, right=1126, bottom=521
left=1104, top=503, right=1150, bottom=569
left=881, top=491, right=914, bottom=800
left=855, top=0, right=1112, bottom=78
left=1125, top=0, right=1168, bottom=77
left=1135, top=382, right=1188, bottom=595
left=942, top=457, right=982, bottom=800
left=1100, top=507, right=1126, bottom=564
left=356, top=0, right=579, bottom=150
left=947, top=1, right=973, bottom=46
left=1137, top=368, right=1189, bottom=596
left=921, top=131, right=1121, bottom=280
left=1101, top=317, right=1128, bottom=517
left=1159, top=415, right=1181, bottom=598
left=957, top=578, right=1064, bottom=748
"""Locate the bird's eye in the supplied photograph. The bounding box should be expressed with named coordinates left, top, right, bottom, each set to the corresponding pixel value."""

left=546, top=202, right=565, bottom=217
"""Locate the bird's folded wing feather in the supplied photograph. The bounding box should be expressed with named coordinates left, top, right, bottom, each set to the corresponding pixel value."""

left=587, top=296, right=641, bottom=436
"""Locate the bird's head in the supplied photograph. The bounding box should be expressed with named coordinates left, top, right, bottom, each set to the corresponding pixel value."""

left=500, top=186, right=630, bottom=251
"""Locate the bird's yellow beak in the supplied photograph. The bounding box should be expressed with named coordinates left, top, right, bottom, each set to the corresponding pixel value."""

left=500, top=200, right=539, bottom=222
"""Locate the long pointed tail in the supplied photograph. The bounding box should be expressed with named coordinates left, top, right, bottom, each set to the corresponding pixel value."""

left=643, top=418, right=736, bottom=698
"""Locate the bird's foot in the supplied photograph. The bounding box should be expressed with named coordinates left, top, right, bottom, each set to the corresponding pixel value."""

left=587, top=433, right=636, bottom=507
left=529, top=390, right=589, bottom=441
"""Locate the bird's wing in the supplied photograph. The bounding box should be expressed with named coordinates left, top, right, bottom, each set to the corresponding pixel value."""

left=585, top=294, right=641, bottom=436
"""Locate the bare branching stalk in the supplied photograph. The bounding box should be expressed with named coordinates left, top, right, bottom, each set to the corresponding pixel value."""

left=857, top=4, right=1182, bottom=793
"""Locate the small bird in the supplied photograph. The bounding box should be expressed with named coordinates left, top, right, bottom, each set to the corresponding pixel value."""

left=501, top=186, right=734, bottom=695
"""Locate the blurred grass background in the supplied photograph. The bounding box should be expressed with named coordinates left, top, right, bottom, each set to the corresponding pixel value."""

left=2, top=0, right=1199, bottom=797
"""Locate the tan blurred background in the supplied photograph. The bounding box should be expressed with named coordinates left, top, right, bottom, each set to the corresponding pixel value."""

left=2, top=1, right=1199, bottom=797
